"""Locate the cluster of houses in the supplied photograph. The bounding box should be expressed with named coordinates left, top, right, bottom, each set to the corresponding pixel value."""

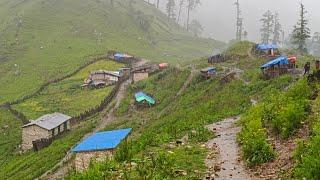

left=20, top=53, right=170, bottom=172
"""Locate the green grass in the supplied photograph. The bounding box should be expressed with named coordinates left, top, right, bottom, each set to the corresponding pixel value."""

left=12, top=60, right=123, bottom=119
left=0, top=0, right=223, bottom=104
left=0, top=108, right=22, bottom=168
left=0, top=115, right=98, bottom=180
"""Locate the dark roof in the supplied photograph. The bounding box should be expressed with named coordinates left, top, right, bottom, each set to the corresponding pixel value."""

left=72, top=128, right=132, bottom=152
left=91, top=70, right=121, bottom=77
left=22, top=113, right=71, bottom=130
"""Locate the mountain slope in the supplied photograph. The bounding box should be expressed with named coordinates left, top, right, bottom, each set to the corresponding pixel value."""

left=0, top=0, right=224, bottom=104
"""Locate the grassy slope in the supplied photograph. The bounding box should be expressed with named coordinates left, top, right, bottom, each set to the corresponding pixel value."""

left=12, top=60, right=123, bottom=119
left=0, top=0, right=224, bottom=104
left=70, top=42, right=296, bottom=179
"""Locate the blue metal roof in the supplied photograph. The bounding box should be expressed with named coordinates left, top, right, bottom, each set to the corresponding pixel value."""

left=257, top=44, right=278, bottom=50
left=261, top=56, right=289, bottom=69
left=72, top=128, right=132, bottom=152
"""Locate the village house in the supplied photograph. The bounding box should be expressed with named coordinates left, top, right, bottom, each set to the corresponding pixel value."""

left=83, top=70, right=122, bottom=88
left=21, top=113, right=71, bottom=151
left=201, top=67, right=217, bottom=79
left=132, top=65, right=152, bottom=82
left=261, top=56, right=290, bottom=79
left=72, top=128, right=132, bottom=172
left=253, top=44, right=279, bottom=57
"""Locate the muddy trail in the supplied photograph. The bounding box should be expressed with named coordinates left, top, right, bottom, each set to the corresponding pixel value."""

left=205, top=116, right=252, bottom=180
left=41, top=60, right=147, bottom=180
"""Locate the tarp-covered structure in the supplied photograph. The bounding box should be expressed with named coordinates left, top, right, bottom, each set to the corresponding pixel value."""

left=201, top=67, right=217, bottom=78
left=135, top=92, right=156, bottom=106
left=261, top=56, right=290, bottom=79
left=256, top=44, right=278, bottom=50
left=72, top=128, right=132, bottom=152
left=114, top=53, right=134, bottom=61
left=261, top=56, right=289, bottom=69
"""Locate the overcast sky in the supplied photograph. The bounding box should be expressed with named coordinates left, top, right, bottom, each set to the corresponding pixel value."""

left=159, top=0, right=320, bottom=43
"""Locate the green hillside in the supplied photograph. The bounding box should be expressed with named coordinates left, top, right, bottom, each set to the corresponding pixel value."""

left=0, top=0, right=224, bottom=104
left=67, top=42, right=305, bottom=179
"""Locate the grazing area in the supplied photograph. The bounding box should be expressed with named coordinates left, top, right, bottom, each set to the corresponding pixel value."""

left=2, top=0, right=320, bottom=179
left=12, top=60, right=123, bottom=119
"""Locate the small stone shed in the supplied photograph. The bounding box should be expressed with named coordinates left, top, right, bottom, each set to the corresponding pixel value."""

left=72, top=128, right=132, bottom=172
left=132, top=65, right=152, bottom=83
left=21, top=113, right=71, bottom=151
left=83, top=70, right=122, bottom=88
left=201, top=67, right=217, bottom=79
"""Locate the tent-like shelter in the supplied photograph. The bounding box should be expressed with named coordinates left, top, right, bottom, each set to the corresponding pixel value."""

left=135, top=92, right=156, bottom=106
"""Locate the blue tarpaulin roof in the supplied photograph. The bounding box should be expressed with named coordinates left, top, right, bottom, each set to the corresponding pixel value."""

left=135, top=92, right=156, bottom=105
left=72, top=128, right=132, bottom=152
left=257, top=44, right=278, bottom=50
left=114, top=53, right=125, bottom=60
left=261, top=56, right=289, bottom=69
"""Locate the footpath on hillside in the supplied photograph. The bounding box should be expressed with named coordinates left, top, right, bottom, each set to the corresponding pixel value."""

left=205, top=116, right=251, bottom=180
left=42, top=59, right=148, bottom=180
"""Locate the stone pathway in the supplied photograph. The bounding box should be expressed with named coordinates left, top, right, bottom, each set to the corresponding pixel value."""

left=205, top=116, right=251, bottom=180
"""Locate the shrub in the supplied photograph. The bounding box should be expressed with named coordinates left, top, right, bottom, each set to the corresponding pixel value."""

left=238, top=105, right=275, bottom=166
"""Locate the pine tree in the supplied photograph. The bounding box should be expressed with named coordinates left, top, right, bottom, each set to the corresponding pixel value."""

left=177, top=0, right=184, bottom=24
left=166, top=0, right=176, bottom=20
left=189, top=19, right=203, bottom=37
left=260, top=10, right=274, bottom=44
left=291, top=3, right=311, bottom=52
left=186, top=0, right=200, bottom=31
left=272, top=12, right=282, bottom=45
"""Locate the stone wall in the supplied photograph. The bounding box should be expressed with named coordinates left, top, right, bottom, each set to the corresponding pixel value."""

left=133, top=72, right=148, bottom=83
left=21, top=125, right=51, bottom=151
left=74, top=150, right=113, bottom=172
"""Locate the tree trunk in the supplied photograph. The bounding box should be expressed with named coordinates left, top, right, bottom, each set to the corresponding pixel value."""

left=157, top=0, right=159, bottom=8
left=177, top=2, right=182, bottom=24
left=187, top=1, right=190, bottom=31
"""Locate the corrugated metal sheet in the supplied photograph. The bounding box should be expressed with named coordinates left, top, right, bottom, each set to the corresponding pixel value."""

left=22, top=113, right=71, bottom=130
left=72, top=128, right=132, bottom=152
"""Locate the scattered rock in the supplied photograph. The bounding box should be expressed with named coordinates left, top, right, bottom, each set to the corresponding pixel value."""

left=214, top=165, right=221, bottom=172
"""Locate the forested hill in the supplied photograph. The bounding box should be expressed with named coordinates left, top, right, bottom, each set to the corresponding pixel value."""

left=0, top=0, right=224, bottom=104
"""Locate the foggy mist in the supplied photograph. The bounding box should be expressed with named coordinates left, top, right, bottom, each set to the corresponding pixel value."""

left=160, top=0, right=320, bottom=42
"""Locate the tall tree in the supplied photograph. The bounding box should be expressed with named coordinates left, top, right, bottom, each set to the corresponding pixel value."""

left=189, top=19, right=203, bottom=37
left=177, top=0, right=184, bottom=24
left=156, top=0, right=160, bottom=8
left=272, top=12, right=282, bottom=45
left=166, top=0, right=176, bottom=20
left=235, top=0, right=243, bottom=41
left=186, top=0, right=200, bottom=31
left=260, top=10, right=274, bottom=44
left=291, top=3, right=311, bottom=52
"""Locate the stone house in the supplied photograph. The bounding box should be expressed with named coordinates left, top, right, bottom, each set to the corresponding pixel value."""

left=21, top=113, right=71, bottom=151
left=83, top=70, right=122, bottom=88
left=132, top=65, right=152, bottom=83
left=72, top=128, right=132, bottom=172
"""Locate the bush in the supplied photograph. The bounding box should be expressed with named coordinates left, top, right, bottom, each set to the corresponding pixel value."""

left=238, top=105, right=275, bottom=166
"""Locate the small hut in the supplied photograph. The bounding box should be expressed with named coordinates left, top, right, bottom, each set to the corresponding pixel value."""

left=135, top=92, right=156, bottom=108
left=132, top=65, right=152, bottom=82
left=201, top=67, right=217, bottom=79
left=21, top=113, right=71, bottom=151
left=254, top=44, right=279, bottom=57
left=119, top=68, right=131, bottom=77
left=261, top=56, right=290, bottom=79
left=208, top=54, right=226, bottom=64
left=83, top=70, right=122, bottom=88
left=72, top=128, right=132, bottom=172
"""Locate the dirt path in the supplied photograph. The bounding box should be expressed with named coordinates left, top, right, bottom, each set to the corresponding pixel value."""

left=158, top=66, right=196, bottom=118
left=205, top=116, right=251, bottom=180
left=41, top=60, right=147, bottom=180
